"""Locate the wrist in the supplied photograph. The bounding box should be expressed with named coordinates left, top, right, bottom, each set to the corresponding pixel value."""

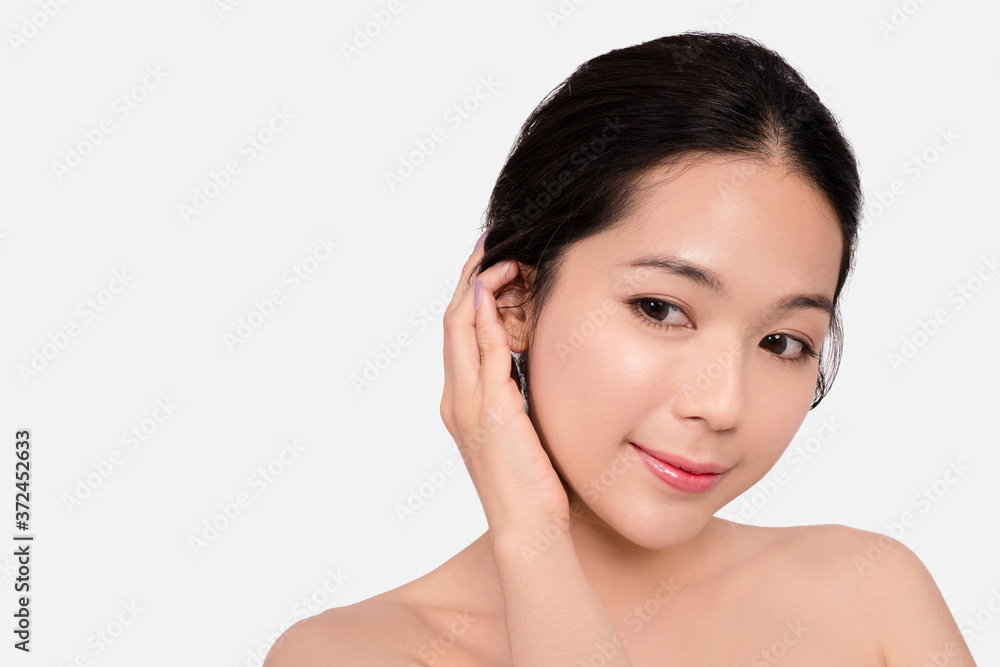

left=489, top=517, right=577, bottom=568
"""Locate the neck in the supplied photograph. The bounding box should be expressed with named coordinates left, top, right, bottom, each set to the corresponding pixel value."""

left=581, top=513, right=727, bottom=616
left=465, top=500, right=733, bottom=626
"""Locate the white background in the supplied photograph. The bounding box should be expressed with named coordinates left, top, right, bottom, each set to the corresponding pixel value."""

left=1, top=0, right=998, bottom=665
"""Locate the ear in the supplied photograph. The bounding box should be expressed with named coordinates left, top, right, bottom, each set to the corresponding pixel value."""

left=494, top=261, right=535, bottom=354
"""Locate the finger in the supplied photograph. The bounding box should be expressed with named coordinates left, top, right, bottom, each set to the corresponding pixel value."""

left=443, top=233, right=489, bottom=403
left=473, top=268, right=520, bottom=398
left=445, top=256, right=515, bottom=396
left=445, top=231, right=490, bottom=320
left=446, top=257, right=518, bottom=402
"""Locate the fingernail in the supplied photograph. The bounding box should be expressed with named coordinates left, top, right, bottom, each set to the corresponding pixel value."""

left=474, top=279, right=483, bottom=310
left=474, top=229, right=488, bottom=251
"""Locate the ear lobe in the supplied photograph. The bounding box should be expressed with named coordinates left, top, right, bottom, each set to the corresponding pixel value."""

left=494, top=261, right=534, bottom=354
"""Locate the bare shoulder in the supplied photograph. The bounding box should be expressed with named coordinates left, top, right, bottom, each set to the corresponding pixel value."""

left=828, top=525, right=976, bottom=666
left=757, top=522, right=976, bottom=666
left=262, top=598, right=430, bottom=667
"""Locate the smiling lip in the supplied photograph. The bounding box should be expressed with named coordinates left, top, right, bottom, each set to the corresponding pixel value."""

left=629, top=442, right=728, bottom=493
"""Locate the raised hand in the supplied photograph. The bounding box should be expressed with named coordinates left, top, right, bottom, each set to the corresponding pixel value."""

left=439, top=233, right=570, bottom=540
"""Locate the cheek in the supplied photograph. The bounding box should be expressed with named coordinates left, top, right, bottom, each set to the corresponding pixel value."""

left=528, top=311, right=675, bottom=453
left=526, top=310, right=623, bottom=458
left=734, top=368, right=816, bottom=477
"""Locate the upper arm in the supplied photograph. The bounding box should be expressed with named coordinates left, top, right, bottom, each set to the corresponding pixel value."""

left=857, top=531, right=977, bottom=666
left=263, top=607, right=421, bottom=667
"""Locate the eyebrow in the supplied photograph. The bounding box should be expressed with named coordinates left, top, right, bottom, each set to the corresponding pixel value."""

left=621, top=254, right=835, bottom=317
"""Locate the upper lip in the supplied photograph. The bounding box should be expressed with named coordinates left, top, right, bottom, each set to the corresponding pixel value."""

left=630, top=442, right=730, bottom=475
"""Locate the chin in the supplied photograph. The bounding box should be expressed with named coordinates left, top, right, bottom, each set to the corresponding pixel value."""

left=622, top=507, right=715, bottom=551
left=570, top=483, right=719, bottom=552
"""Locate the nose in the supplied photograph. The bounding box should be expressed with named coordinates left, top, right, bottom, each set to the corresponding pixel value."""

left=671, top=341, right=745, bottom=431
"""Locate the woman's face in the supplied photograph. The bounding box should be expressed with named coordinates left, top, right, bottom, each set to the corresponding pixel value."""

left=518, top=154, right=843, bottom=550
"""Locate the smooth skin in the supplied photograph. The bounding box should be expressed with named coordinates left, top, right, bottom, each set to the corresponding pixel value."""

left=264, top=155, right=977, bottom=666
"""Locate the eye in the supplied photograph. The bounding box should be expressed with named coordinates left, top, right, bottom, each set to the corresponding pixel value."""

left=629, top=298, right=820, bottom=367
left=759, top=333, right=819, bottom=366
left=629, top=298, right=691, bottom=329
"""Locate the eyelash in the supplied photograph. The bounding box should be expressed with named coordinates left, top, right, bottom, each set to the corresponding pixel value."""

left=627, top=297, right=819, bottom=367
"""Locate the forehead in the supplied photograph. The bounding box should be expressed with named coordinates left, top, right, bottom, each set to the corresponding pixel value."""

left=567, top=155, right=844, bottom=297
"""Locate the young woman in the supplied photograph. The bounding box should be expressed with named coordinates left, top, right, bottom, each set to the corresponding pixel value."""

left=265, top=32, right=977, bottom=666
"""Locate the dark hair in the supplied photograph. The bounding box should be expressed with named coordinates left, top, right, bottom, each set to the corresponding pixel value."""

left=472, top=31, right=862, bottom=411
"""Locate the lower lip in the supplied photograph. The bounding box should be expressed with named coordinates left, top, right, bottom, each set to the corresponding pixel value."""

left=630, top=443, right=724, bottom=493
